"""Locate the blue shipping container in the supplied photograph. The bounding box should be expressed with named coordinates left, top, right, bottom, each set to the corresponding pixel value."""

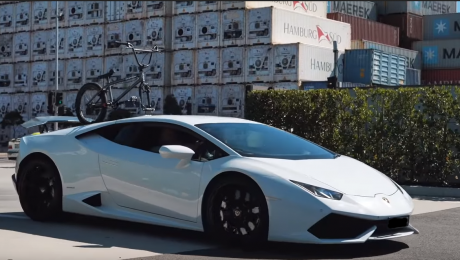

left=405, top=69, right=421, bottom=85
left=344, top=49, right=407, bottom=86
left=302, top=81, right=328, bottom=90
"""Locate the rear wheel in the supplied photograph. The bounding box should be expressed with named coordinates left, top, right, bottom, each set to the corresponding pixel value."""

left=204, top=176, right=269, bottom=247
left=75, top=83, right=107, bottom=124
left=17, top=159, right=63, bottom=221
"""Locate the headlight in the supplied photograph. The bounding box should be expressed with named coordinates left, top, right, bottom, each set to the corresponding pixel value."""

left=290, top=180, right=343, bottom=200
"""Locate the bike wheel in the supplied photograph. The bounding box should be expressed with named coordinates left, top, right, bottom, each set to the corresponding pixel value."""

left=75, top=83, right=108, bottom=124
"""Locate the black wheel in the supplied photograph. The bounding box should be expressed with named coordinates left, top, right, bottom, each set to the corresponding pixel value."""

left=75, top=82, right=107, bottom=124
left=204, top=176, right=269, bottom=247
left=17, top=159, right=63, bottom=221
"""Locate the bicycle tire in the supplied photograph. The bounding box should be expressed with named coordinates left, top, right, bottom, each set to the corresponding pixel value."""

left=75, top=83, right=108, bottom=125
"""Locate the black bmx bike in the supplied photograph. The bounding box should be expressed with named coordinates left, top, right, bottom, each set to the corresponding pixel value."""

left=75, top=41, right=164, bottom=124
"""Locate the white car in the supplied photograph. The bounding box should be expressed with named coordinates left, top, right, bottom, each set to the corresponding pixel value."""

left=11, top=115, right=419, bottom=245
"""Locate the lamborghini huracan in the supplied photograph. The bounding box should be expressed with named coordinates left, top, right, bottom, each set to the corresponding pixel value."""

left=12, top=115, right=419, bottom=245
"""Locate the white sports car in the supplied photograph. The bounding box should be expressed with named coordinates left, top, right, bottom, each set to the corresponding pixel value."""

left=12, top=115, right=419, bottom=245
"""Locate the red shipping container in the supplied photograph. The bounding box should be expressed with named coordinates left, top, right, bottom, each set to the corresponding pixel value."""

left=327, top=12, right=399, bottom=47
left=422, top=69, right=460, bottom=85
left=379, top=13, right=423, bottom=41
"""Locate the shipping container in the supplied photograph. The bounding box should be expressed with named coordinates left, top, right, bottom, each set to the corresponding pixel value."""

left=145, top=17, right=172, bottom=49
left=172, top=50, right=195, bottom=86
left=65, top=27, right=85, bottom=59
left=48, top=28, right=65, bottom=60
left=14, top=2, right=30, bottom=32
left=104, top=55, right=124, bottom=83
left=50, top=1, right=66, bottom=28
left=13, top=62, right=30, bottom=93
left=271, top=81, right=302, bottom=90
left=65, top=59, right=84, bottom=91
left=125, top=1, right=144, bottom=20
left=421, top=69, right=460, bottom=85
left=173, top=1, right=196, bottom=15
left=246, top=45, right=273, bottom=83
left=67, top=1, right=85, bottom=26
left=195, top=85, right=219, bottom=116
left=145, top=52, right=172, bottom=87
left=379, top=13, right=423, bottom=41
left=302, top=81, right=328, bottom=90
left=327, top=1, right=377, bottom=20
left=412, top=40, right=460, bottom=69
left=0, top=94, right=12, bottom=123
left=31, top=30, right=48, bottom=62
left=423, top=13, right=460, bottom=41
left=48, top=60, right=64, bottom=91
left=86, top=25, right=104, bottom=57
left=85, top=1, right=104, bottom=25
left=0, top=64, right=14, bottom=93
left=146, top=1, right=172, bottom=17
left=351, top=39, right=421, bottom=70
left=220, top=84, right=244, bottom=118
left=123, top=19, right=145, bottom=54
left=0, top=33, right=13, bottom=64
left=172, top=14, right=196, bottom=50
left=149, top=87, right=164, bottom=114
left=273, top=43, right=344, bottom=82
left=221, top=47, right=245, bottom=84
left=0, top=4, right=15, bottom=33
left=84, top=57, right=104, bottom=85
left=197, top=1, right=220, bottom=13
left=63, top=90, right=78, bottom=114
left=104, top=23, right=123, bottom=56
left=374, top=1, right=456, bottom=16
left=405, top=68, right=421, bottom=85
left=30, top=92, right=47, bottom=117
left=196, top=48, right=220, bottom=85
left=105, top=1, right=126, bottom=22
left=197, top=12, right=221, bottom=49
left=12, top=93, right=29, bottom=120
left=171, top=86, right=194, bottom=115
left=222, top=9, right=246, bottom=47
left=32, top=1, right=49, bottom=31
left=247, top=8, right=351, bottom=50
left=344, top=49, right=407, bottom=86
left=13, top=32, right=30, bottom=63
left=30, top=62, right=48, bottom=92
left=327, top=12, right=398, bottom=47
left=221, top=1, right=328, bottom=18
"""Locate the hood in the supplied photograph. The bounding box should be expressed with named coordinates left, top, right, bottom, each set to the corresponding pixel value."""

left=249, top=156, right=397, bottom=197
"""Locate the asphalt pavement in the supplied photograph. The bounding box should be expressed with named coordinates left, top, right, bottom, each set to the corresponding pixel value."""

left=1, top=158, right=460, bottom=260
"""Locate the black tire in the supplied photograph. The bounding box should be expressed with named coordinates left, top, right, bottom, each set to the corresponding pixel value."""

left=75, top=82, right=107, bottom=125
left=203, top=175, right=269, bottom=247
left=17, top=159, right=63, bottom=221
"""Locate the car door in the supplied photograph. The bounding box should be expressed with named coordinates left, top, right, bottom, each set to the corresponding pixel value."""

left=97, top=122, right=206, bottom=222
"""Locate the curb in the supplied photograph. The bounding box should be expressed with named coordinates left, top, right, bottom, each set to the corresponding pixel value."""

left=401, top=185, right=460, bottom=198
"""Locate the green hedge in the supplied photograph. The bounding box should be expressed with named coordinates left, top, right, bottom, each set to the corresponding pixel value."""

left=245, top=86, right=460, bottom=187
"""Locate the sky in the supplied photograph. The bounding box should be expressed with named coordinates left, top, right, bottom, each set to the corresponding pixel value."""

left=458, top=1, right=460, bottom=12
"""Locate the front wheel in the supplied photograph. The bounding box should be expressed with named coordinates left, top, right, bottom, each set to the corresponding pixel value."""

left=204, top=176, right=269, bottom=247
left=75, top=83, right=108, bottom=124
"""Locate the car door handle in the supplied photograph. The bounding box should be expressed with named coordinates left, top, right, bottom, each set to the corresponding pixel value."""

left=101, top=159, right=118, bottom=166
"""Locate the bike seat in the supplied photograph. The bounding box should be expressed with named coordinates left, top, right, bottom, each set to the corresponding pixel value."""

left=97, top=69, right=114, bottom=80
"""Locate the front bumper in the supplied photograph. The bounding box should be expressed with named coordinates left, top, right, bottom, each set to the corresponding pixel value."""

left=11, top=174, right=17, bottom=193
left=7, top=150, right=18, bottom=159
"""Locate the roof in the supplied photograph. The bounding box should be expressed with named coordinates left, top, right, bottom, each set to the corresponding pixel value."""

left=115, top=115, right=260, bottom=126
left=21, top=116, right=81, bottom=128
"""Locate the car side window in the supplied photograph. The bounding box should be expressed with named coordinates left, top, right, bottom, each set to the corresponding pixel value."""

left=96, top=123, right=139, bottom=145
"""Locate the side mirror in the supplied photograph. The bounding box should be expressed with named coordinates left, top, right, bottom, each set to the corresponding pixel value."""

left=159, top=145, right=195, bottom=160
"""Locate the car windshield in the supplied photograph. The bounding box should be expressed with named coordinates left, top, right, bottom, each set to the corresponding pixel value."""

left=195, top=123, right=336, bottom=160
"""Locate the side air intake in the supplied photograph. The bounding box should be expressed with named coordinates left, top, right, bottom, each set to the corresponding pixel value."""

left=82, top=193, right=102, bottom=207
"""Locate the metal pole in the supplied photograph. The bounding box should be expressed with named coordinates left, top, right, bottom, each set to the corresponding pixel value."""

left=54, top=1, right=59, bottom=131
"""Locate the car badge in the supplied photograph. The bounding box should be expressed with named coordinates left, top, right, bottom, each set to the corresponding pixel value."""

left=382, top=197, right=390, bottom=204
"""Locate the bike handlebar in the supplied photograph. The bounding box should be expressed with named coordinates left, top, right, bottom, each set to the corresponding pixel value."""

left=113, top=41, right=165, bottom=68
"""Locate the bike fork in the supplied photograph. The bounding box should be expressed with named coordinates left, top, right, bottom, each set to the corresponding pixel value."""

left=141, top=86, right=154, bottom=112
